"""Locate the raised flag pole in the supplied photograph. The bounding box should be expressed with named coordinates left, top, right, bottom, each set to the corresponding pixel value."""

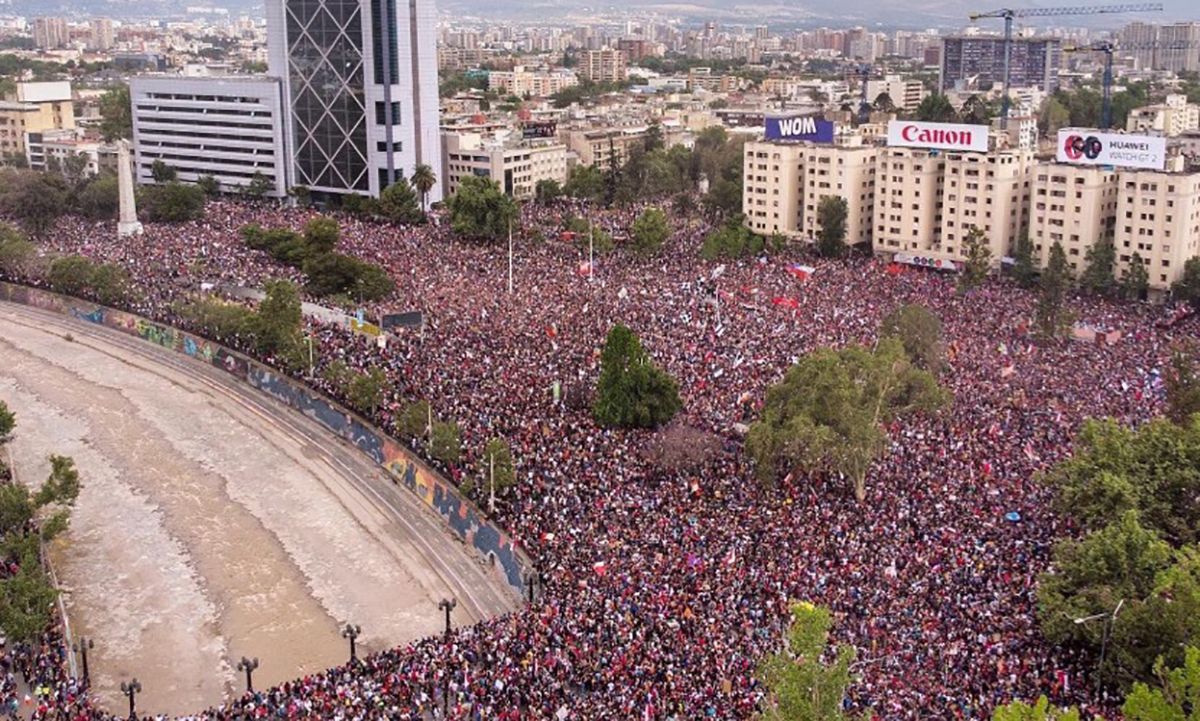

left=507, top=217, right=514, bottom=294
left=588, top=218, right=594, bottom=282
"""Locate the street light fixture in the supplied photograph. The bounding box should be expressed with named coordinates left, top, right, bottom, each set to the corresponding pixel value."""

left=72, top=637, right=94, bottom=687
left=341, top=623, right=362, bottom=664
left=236, top=656, right=260, bottom=693
left=120, top=678, right=142, bottom=720
left=438, top=598, right=457, bottom=639
left=1074, top=599, right=1125, bottom=689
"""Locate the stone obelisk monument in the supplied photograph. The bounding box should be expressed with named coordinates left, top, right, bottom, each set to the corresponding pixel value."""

left=116, top=138, right=143, bottom=238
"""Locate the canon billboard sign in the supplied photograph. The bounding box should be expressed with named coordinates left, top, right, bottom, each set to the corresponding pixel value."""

left=886, top=120, right=989, bottom=153
left=1055, top=129, right=1165, bottom=171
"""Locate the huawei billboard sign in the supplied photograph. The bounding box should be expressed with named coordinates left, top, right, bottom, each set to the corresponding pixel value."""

left=1056, top=129, right=1165, bottom=170
left=886, top=120, right=989, bottom=153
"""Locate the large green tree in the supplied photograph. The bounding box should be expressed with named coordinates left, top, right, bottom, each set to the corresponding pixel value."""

left=1165, top=342, right=1200, bottom=426
left=1123, top=646, right=1200, bottom=721
left=1122, top=253, right=1150, bottom=301
left=1036, top=241, right=1072, bottom=342
left=446, top=175, right=518, bottom=242
left=914, top=93, right=957, bottom=122
left=630, top=207, right=670, bottom=256
left=958, top=226, right=992, bottom=293
left=593, top=324, right=682, bottom=429
left=757, top=602, right=856, bottom=721
left=254, top=279, right=303, bottom=358
left=1173, top=258, right=1200, bottom=310
left=564, top=165, right=606, bottom=203
left=379, top=176, right=425, bottom=224
left=816, top=196, right=848, bottom=258
left=98, top=84, right=132, bottom=141
left=1081, top=237, right=1116, bottom=296
left=1038, top=511, right=1200, bottom=687
left=411, top=164, right=437, bottom=212
left=1011, top=229, right=1037, bottom=288
left=0, top=223, right=34, bottom=278
left=1048, top=417, right=1200, bottom=545
left=139, top=182, right=206, bottom=223
left=879, top=304, right=944, bottom=373
left=747, top=337, right=948, bottom=502
left=1, top=171, right=67, bottom=237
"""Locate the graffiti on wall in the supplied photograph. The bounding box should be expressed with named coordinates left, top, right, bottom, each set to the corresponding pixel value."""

left=0, top=281, right=530, bottom=594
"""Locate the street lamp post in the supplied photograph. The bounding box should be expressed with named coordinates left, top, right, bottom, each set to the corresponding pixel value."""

left=120, top=678, right=142, bottom=720
left=524, top=569, right=537, bottom=604
left=438, top=598, right=457, bottom=639
left=1074, top=598, right=1125, bottom=690
left=236, top=656, right=260, bottom=693
left=72, top=637, right=94, bottom=687
left=342, top=623, right=362, bottom=664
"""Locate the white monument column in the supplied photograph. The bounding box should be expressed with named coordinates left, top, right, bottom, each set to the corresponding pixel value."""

left=117, top=138, right=143, bottom=238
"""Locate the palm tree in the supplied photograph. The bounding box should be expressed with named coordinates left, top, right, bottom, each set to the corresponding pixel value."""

left=412, top=164, right=436, bottom=212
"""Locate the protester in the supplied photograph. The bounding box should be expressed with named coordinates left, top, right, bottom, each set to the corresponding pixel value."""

left=1, top=198, right=1194, bottom=720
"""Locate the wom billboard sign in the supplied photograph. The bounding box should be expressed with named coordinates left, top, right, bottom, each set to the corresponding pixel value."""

left=1056, top=130, right=1165, bottom=171
left=764, top=115, right=835, bottom=143
left=886, top=120, right=989, bottom=153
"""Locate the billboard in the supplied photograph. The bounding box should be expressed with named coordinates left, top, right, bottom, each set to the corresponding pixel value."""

left=886, top=120, right=989, bottom=153
left=764, top=115, right=835, bottom=143
left=1056, top=129, right=1165, bottom=171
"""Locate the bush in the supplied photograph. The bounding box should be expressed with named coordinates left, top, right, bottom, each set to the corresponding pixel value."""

left=139, top=182, right=205, bottom=223
left=176, top=297, right=256, bottom=342
left=74, top=175, right=119, bottom=219
left=594, top=324, right=681, bottom=429
left=701, top=217, right=763, bottom=260
left=303, top=253, right=394, bottom=301
left=47, top=256, right=128, bottom=303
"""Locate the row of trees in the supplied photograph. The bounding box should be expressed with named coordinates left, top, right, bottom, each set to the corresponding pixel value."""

left=240, top=217, right=395, bottom=303
left=0, top=401, right=83, bottom=643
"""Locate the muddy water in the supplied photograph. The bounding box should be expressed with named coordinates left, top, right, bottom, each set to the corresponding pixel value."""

left=0, top=314, right=461, bottom=715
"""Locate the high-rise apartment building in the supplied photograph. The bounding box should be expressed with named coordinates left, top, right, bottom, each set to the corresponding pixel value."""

left=1157, top=22, right=1200, bottom=73
left=865, top=75, right=927, bottom=113
left=579, top=49, right=626, bottom=83
left=265, top=0, right=441, bottom=200
left=1029, top=164, right=1119, bottom=276
left=939, top=37, right=1061, bottom=93
left=33, top=17, right=69, bottom=50
left=939, top=150, right=1032, bottom=261
left=742, top=140, right=876, bottom=247
left=90, top=19, right=115, bottom=51
left=1114, top=171, right=1200, bottom=292
left=874, top=147, right=946, bottom=255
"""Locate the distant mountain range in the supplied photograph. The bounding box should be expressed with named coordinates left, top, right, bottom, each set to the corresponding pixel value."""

left=7, top=0, right=1191, bottom=29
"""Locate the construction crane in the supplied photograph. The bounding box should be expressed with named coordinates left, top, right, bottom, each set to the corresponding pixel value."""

left=1063, top=39, right=1200, bottom=128
left=968, top=3, right=1163, bottom=129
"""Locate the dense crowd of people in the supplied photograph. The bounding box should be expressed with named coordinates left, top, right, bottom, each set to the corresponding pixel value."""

left=2, top=196, right=1196, bottom=720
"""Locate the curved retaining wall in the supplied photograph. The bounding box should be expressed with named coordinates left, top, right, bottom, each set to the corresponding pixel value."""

left=0, top=282, right=531, bottom=594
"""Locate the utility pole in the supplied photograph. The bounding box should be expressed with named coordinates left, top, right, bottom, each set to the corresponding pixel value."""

left=341, top=623, right=362, bottom=664
left=507, top=217, right=514, bottom=294
left=488, top=450, right=496, bottom=515
left=588, top=219, right=594, bottom=282
left=120, top=678, right=142, bottom=720
left=438, top=598, right=457, bottom=639
left=236, top=657, right=260, bottom=693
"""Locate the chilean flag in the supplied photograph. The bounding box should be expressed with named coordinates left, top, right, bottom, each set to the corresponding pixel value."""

left=786, top=264, right=815, bottom=281
left=772, top=297, right=800, bottom=309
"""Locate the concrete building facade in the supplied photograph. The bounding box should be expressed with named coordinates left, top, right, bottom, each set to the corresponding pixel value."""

left=130, top=76, right=289, bottom=197
left=442, top=132, right=567, bottom=201
left=1115, top=170, right=1200, bottom=293
left=939, top=37, right=1061, bottom=94
left=266, top=0, right=442, bottom=200
left=1029, top=163, right=1119, bottom=276
left=741, top=140, right=876, bottom=246
left=579, top=49, right=627, bottom=83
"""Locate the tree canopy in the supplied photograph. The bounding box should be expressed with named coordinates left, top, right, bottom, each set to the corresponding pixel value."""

left=747, top=337, right=948, bottom=501
left=630, top=207, right=670, bottom=256
left=446, top=175, right=518, bottom=242
left=816, top=196, right=848, bottom=258
left=879, top=304, right=944, bottom=373
left=593, top=324, right=682, bottom=429
left=757, top=602, right=857, bottom=721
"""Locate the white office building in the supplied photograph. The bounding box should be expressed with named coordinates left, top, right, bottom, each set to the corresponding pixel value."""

left=265, top=0, right=441, bottom=200
left=131, top=76, right=289, bottom=197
